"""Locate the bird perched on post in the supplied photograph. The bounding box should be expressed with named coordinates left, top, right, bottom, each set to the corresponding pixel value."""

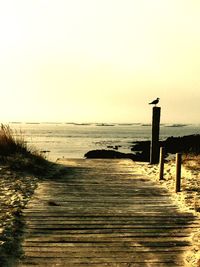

left=149, top=97, right=160, bottom=106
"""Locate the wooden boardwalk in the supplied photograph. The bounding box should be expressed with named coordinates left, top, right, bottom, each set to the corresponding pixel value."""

left=17, top=159, right=197, bottom=267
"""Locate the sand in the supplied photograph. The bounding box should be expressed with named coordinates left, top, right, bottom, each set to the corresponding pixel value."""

left=138, top=159, right=200, bottom=267
left=0, top=165, right=38, bottom=265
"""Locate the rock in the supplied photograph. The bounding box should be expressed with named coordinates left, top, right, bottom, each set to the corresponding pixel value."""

left=84, top=150, right=149, bottom=162
left=131, top=134, right=200, bottom=159
left=160, top=134, right=200, bottom=154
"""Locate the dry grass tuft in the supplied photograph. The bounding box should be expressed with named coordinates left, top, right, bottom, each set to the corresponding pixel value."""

left=0, top=124, right=52, bottom=175
left=0, top=124, right=27, bottom=156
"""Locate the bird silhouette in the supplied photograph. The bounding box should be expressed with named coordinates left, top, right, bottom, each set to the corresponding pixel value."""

left=149, top=97, right=160, bottom=106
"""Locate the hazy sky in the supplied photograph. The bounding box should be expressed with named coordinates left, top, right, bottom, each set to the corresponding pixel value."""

left=0, top=0, right=199, bottom=123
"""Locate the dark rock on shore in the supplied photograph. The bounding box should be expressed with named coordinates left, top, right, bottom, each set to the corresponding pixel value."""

left=131, top=134, right=200, bottom=158
left=131, top=141, right=151, bottom=154
left=84, top=150, right=149, bottom=162
left=160, top=134, right=200, bottom=155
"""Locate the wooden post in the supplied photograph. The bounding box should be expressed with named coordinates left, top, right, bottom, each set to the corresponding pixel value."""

left=150, top=107, right=161, bottom=164
left=175, top=153, right=182, bottom=192
left=159, top=147, right=165, bottom=180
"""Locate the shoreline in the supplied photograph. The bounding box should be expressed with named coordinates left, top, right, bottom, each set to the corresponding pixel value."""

left=7, top=123, right=200, bottom=160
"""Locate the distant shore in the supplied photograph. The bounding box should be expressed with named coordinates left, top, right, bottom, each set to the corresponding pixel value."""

left=5, top=122, right=200, bottom=160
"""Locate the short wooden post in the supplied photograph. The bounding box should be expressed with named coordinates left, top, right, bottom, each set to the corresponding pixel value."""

left=175, top=153, right=182, bottom=192
left=159, top=147, right=165, bottom=180
left=150, top=107, right=161, bottom=164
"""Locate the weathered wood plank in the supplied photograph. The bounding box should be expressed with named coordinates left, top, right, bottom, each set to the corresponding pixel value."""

left=18, top=264, right=183, bottom=267
left=21, top=213, right=195, bottom=219
left=23, top=251, right=183, bottom=258
left=23, top=216, right=196, bottom=221
left=19, top=259, right=186, bottom=267
left=22, top=240, right=191, bottom=247
left=21, top=212, right=193, bottom=217
left=22, top=246, right=188, bottom=252
left=18, top=255, right=184, bottom=266
left=25, top=224, right=199, bottom=229
left=18, top=263, right=184, bottom=267
left=23, top=228, right=193, bottom=235
left=22, top=236, right=191, bottom=243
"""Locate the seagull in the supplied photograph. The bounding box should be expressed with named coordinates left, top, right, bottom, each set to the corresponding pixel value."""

left=149, top=97, right=160, bottom=106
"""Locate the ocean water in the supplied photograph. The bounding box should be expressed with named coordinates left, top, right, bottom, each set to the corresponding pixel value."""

left=10, top=123, right=200, bottom=161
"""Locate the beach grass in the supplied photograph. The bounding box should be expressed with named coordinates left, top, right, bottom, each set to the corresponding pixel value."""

left=0, top=124, right=51, bottom=175
left=0, top=124, right=59, bottom=265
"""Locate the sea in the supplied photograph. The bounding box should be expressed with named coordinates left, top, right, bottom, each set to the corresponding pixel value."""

left=9, top=122, right=200, bottom=161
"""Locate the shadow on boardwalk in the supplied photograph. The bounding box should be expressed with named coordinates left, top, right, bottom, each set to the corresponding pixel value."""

left=16, top=159, right=197, bottom=267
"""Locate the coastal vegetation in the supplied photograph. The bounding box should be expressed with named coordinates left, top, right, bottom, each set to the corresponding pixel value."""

left=0, top=124, right=52, bottom=175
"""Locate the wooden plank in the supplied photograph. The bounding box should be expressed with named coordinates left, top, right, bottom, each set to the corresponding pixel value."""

left=18, top=255, right=184, bottom=266
left=22, top=246, right=188, bottom=252
left=22, top=214, right=195, bottom=221
left=21, top=212, right=193, bottom=217
left=18, top=263, right=184, bottom=267
left=23, top=228, right=193, bottom=235
left=23, top=251, right=183, bottom=258
left=27, top=200, right=175, bottom=204
left=25, top=224, right=199, bottom=229
left=23, top=216, right=197, bottom=221
left=22, top=236, right=191, bottom=242
left=22, top=240, right=191, bottom=247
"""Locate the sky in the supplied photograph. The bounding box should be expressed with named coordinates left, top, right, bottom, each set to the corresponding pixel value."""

left=0, top=0, right=200, bottom=123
